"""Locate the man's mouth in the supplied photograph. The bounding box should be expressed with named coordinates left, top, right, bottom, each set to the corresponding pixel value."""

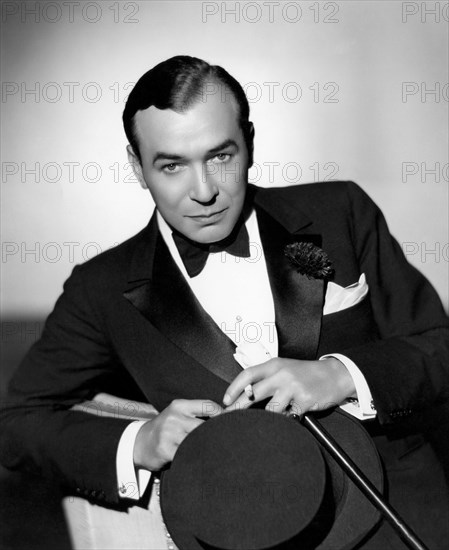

left=188, top=208, right=228, bottom=221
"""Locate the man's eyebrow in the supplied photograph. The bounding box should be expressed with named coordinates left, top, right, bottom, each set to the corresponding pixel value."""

left=152, top=139, right=239, bottom=166
left=208, top=139, right=239, bottom=155
left=152, top=152, right=185, bottom=165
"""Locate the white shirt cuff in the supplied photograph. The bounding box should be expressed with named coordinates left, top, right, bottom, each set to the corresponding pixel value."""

left=320, top=353, right=376, bottom=420
left=116, top=420, right=152, bottom=500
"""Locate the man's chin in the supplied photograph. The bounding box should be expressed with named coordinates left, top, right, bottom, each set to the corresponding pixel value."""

left=185, top=223, right=235, bottom=245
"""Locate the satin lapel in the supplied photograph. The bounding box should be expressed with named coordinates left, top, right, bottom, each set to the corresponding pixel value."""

left=254, top=200, right=325, bottom=360
left=123, top=216, right=241, bottom=385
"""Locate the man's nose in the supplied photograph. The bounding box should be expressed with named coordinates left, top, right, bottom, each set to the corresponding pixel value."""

left=188, top=166, right=219, bottom=204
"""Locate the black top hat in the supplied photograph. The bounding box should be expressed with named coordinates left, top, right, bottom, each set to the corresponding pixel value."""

left=160, top=408, right=383, bottom=550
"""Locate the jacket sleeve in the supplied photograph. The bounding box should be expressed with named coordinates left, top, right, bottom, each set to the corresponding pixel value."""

left=340, top=181, right=449, bottom=427
left=0, top=264, right=135, bottom=505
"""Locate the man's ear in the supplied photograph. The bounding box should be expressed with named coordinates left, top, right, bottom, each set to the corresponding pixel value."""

left=246, top=121, right=255, bottom=168
left=126, top=145, right=147, bottom=190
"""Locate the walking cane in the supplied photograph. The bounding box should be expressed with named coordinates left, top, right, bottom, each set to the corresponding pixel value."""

left=290, top=413, right=429, bottom=550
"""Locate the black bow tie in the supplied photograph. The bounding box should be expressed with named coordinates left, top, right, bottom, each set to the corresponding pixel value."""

left=172, top=220, right=251, bottom=277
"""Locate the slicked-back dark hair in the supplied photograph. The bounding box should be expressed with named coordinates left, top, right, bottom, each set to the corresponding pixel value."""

left=123, top=55, right=253, bottom=165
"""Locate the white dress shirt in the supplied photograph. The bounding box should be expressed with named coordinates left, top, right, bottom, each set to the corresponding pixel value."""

left=116, top=208, right=375, bottom=499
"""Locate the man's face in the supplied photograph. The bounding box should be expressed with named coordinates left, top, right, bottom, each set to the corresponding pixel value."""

left=129, top=87, right=250, bottom=244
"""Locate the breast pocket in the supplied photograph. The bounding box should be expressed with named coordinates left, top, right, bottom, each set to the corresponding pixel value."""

left=317, top=295, right=379, bottom=356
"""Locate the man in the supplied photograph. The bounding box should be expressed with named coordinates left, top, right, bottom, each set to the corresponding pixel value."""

left=1, top=56, right=448, bottom=549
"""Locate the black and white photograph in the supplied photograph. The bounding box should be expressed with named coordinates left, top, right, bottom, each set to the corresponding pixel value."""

left=1, top=1, right=448, bottom=549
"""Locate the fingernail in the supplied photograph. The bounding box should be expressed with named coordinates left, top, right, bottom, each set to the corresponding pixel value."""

left=223, top=394, right=231, bottom=406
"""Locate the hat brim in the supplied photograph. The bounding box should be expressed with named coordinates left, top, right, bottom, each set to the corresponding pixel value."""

left=160, top=408, right=383, bottom=550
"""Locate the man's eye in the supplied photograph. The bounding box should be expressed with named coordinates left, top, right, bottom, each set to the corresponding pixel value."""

left=162, top=163, right=181, bottom=174
left=211, top=153, right=231, bottom=163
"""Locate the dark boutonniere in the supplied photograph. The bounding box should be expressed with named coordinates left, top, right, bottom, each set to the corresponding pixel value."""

left=284, top=242, right=334, bottom=280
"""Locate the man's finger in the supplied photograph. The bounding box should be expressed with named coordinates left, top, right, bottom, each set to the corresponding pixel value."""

left=172, top=399, right=224, bottom=417
left=194, top=399, right=224, bottom=418
left=265, top=391, right=292, bottom=414
left=223, top=394, right=253, bottom=411
left=223, top=362, right=276, bottom=405
left=248, top=375, right=280, bottom=404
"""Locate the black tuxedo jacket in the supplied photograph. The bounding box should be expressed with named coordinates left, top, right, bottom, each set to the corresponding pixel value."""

left=1, top=182, right=449, bottom=526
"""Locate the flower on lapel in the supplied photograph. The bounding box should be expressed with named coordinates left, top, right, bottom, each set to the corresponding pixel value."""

left=284, top=242, right=334, bottom=280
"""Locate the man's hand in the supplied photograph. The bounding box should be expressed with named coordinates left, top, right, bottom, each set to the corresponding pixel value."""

left=133, top=399, right=223, bottom=471
left=223, top=357, right=356, bottom=415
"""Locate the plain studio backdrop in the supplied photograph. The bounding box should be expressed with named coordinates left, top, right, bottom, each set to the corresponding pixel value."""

left=0, top=2, right=448, bottom=549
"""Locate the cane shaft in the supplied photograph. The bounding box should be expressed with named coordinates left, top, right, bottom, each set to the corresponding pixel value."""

left=300, top=414, right=429, bottom=550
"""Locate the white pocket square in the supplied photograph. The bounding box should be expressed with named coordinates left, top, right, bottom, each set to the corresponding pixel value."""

left=323, top=273, right=369, bottom=316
